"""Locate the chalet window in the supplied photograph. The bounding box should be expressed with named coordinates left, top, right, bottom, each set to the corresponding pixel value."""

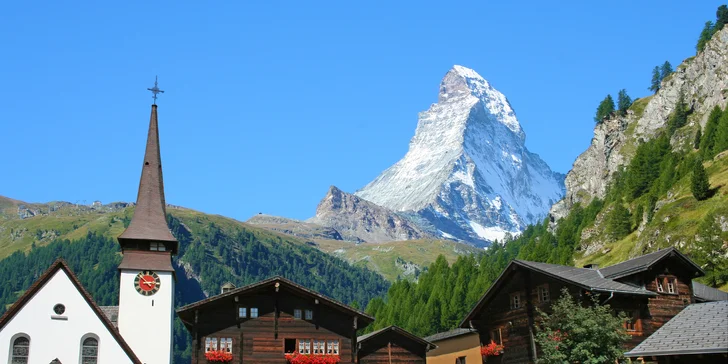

left=238, top=307, right=247, bottom=318
left=538, top=285, right=550, bottom=304
left=327, top=340, right=335, bottom=354
left=330, top=340, right=339, bottom=355
left=667, top=280, right=676, bottom=294
left=624, top=310, right=640, bottom=332
left=221, top=338, right=233, bottom=353
left=510, top=292, right=521, bottom=309
left=305, top=309, right=313, bottom=320
left=313, top=339, right=324, bottom=354
left=81, top=336, right=98, bottom=364
left=298, top=339, right=311, bottom=354
left=10, top=335, right=30, bottom=364
left=490, top=328, right=502, bottom=345
left=251, top=307, right=259, bottom=318
left=294, top=309, right=302, bottom=319
left=205, top=337, right=218, bottom=352
left=456, top=356, right=467, bottom=364
left=656, top=279, right=664, bottom=293
left=149, top=242, right=166, bottom=251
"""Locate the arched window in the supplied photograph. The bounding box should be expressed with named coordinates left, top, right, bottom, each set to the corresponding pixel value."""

left=80, top=336, right=98, bottom=364
left=10, top=335, right=30, bottom=364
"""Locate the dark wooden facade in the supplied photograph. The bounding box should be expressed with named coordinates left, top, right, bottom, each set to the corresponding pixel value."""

left=357, top=326, right=434, bottom=364
left=177, top=277, right=373, bottom=364
left=460, top=250, right=705, bottom=364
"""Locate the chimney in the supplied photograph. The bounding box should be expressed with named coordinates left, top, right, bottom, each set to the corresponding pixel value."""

left=583, top=263, right=599, bottom=270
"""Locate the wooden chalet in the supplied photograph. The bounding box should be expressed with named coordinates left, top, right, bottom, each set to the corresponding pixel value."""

left=625, top=301, right=728, bottom=363
left=176, top=276, right=374, bottom=364
left=356, top=325, right=435, bottom=364
left=459, top=247, right=727, bottom=364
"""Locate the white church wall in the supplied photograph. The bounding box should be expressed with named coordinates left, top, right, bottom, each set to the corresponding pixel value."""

left=118, top=269, right=174, bottom=364
left=0, top=269, right=134, bottom=364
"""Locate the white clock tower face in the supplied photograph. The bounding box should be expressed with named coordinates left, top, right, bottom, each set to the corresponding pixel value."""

left=118, top=268, right=174, bottom=364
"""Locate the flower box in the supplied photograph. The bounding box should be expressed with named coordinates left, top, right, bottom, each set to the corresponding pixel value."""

left=285, top=353, right=341, bottom=364
left=480, top=340, right=504, bottom=357
left=205, top=350, right=233, bottom=363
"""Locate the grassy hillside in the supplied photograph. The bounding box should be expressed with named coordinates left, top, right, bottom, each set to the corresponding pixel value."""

left=0, top=196, right=478, bottom=282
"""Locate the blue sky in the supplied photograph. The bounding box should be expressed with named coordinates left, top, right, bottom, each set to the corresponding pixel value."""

left=0, top=1, right=724, bottom=221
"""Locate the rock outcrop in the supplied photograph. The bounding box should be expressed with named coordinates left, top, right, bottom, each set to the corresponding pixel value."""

left=307, top=186, right=431, bottom=243
left=551, top=27, right=728, bottom=221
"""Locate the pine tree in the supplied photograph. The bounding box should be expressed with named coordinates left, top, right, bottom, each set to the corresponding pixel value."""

left=697, top=21, right=715, bottom=53
left=717, top=5, right=728, bottom=31
left=693, top=212, right=728, bottom=287
left=595, top=95, right=615, bottom=123
left=700, top=106, right=723, bottom=159
left=713, top=107, right=728, bottom=154
left=694, top=128, right=702, bottom=149
left=649, top=66, right=661, bottom=93
left=617, top=89, right=632, bottom=116
left=633, top=204, right=644, bottom=230
left=691, top=161, right=710, bottom=201
left=660, top=61, right=673, bottom=81
left=606, top=203, right=631, bottom=241
left=667, top=92, right=689, bottom=135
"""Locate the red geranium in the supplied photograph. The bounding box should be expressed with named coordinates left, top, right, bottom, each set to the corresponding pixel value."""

left=285, top=353, right=340, bottom=364
left=480, top=340, right=504, bottom=357
left=205, top=350, right=233, bottom=362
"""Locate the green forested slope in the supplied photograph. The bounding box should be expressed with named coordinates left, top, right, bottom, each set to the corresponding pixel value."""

left=0, top=208, right=389, bottom=363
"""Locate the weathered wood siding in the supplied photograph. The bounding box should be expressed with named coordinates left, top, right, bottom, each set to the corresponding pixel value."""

left=191, top=288, right=356, bottom=364
left=358, top=331, right=427, bottom=364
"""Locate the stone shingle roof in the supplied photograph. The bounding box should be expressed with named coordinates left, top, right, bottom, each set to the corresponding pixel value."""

left=599, top=247, right=702, bottom=279
left=99, top=306, right=119, bottom=328
left=625, top=301, right=728, bottom=357
left=515, top=260, right=655, bottom=296
left=692, top=281, right=728, bottom=302
left=423, top=328, right=478, bottom=342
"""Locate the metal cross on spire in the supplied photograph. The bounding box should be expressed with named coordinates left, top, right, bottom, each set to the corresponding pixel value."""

left=147, top=76, right=164, bottom=104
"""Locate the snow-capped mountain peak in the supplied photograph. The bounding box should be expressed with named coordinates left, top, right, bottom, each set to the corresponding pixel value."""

left=354, top=66, right=564, bottom=245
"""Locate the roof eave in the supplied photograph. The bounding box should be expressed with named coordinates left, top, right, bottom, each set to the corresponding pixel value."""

left=626, top=347, right=728, bottom=357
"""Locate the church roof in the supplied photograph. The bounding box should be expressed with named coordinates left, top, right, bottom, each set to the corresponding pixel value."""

left=0, top=259, right=141, bottom=364
left=118, top=104, right=178, bottom=252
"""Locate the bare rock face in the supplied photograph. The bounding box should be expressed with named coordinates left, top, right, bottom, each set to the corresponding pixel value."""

left=307, top=186, right=432, bottom=243
left=246, top=214, right=344, bottom=241
left=551, top=27, right=728, bottom=220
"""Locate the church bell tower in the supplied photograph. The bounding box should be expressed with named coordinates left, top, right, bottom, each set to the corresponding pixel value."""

left=117, top=78, right=176, bottom=364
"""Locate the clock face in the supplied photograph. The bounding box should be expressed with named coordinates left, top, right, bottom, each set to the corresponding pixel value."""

left=134, top=270, right=161, bottom=296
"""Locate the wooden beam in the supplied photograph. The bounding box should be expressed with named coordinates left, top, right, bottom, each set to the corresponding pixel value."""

left=524, top=269, right=537, bottom=362
left=274, top=291, right=279, bottom=339
left=388, top=341, right=392, bottom=364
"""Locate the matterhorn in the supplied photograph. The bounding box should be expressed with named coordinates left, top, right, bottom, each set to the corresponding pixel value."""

left=352, top=66, right=565, bottom=245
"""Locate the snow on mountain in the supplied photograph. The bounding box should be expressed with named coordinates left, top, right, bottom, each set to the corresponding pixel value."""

left=355, top=65, right=565, bottom=245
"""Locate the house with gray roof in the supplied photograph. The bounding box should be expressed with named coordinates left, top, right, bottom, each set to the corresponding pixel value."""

left=458, top=247, right=726, bottom=364
left=625, top=301, right=728, bottom=363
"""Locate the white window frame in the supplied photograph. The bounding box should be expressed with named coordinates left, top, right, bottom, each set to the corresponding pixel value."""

left=305, top=339, right=311, bottom=354
left=205, top=337, right=218, bottom=352
left=305, top=309, right=313, bottom=320
left=9, top=334, right=30, bottom=364
left=332, top=340, right=339, bottom=355
left=80, top=335, right=99, bottom=364
left=149, top=242, right=166, bottom=251
left=656, top=279, right=664, bottom=292
left=221, top=338, right=233, bottom=353
left=238, top=307, right=247, bottom=318
left=250, top=307, right=259, bottom=318
left=294, top=309, right=302, bottom=319
left=326, top=340, right=335, bottom=355
left=298, top=340, right=305, bottom=354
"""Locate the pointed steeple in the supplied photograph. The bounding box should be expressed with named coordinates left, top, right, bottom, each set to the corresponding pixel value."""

left=118, top=104, right=178, bottom=254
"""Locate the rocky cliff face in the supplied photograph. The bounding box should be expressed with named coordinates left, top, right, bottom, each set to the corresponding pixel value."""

left=246, top=214, right=344, bottom=241
left=307, top=186, right=431, bottom=243
left=551, top=27, right=728, bottom=221
left=355, top=66, right=565, bottom=244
